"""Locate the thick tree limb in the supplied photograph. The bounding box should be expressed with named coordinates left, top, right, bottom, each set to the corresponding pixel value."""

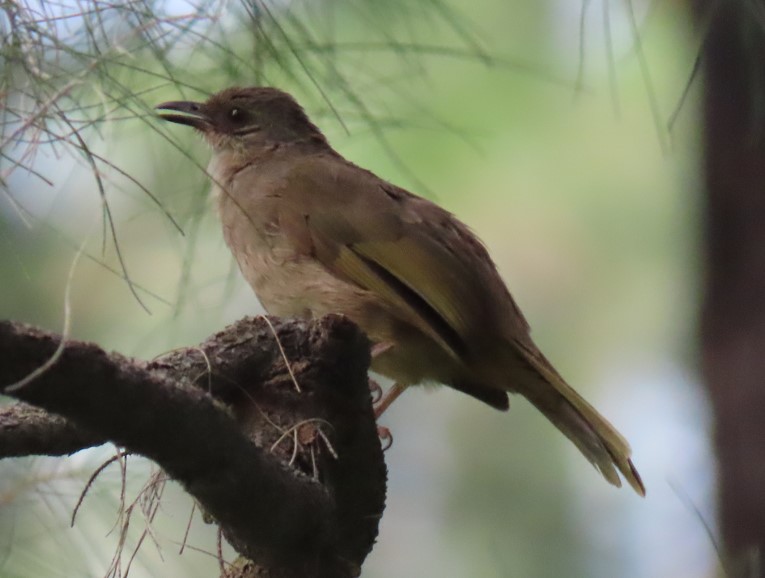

left=0, top=402, right=103, bottom=457
left=0, top=315, right=386, bottom=578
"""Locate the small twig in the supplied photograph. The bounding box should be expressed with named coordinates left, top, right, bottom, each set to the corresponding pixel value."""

left=72, top=450, right=129, bottom=527
left=115, top=448, right=129, bottom=535
left=288, top=429, right=300, bottom=467
left=668, top=478, right=730, bottom=577
left=261, top=315, right=302, bottom=393
left=233, top=383, right=288, bottom=435
left=603, top=0, right=621, bottom=118
left=179, top=501, right=197, bottom=555
left=122, top=471, right=168, bottom=577
left=316, top=427, right=339, bottom=460
left=190, top=347, right=214, bottom=393
left=6, top=234, right=86, bottom=392
left=217, top=526, right=225, bottom=576
left=155, top=346, right=214, bottom=392
left=624, top=0, right=668, bottom=152
left=269, top=418, right=333, bottom=454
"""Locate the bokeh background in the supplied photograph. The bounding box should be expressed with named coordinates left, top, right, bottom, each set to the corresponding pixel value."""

left=1, top=1, right=720, bottom=577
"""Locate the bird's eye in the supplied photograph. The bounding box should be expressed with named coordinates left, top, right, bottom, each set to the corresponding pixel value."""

left=229, top=108, right=241, bottom=120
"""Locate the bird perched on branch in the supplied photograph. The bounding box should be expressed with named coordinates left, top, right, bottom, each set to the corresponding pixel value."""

left=157, top=86, right=644, bottom=496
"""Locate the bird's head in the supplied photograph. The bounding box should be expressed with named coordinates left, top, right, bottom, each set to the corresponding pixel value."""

left=156, top=86, right=326, bottom=152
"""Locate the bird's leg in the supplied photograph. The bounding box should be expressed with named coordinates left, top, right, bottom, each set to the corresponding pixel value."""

left=374, top=384, right=407, bottom=451
left=369, top=341, right=403, bottom=450
left=374, top=382, right=408, bottom=418
left=368, top=340, right=398, bottom=411
left=370, top=341, right=394, bottom=358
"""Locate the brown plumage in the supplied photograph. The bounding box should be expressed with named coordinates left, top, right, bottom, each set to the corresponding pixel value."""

left=156, top=86, right=645, bottom=496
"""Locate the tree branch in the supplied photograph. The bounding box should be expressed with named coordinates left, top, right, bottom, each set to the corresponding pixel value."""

left=0, top=315, right=386, bottom=578
left=0, top=402, right=103, bottom=457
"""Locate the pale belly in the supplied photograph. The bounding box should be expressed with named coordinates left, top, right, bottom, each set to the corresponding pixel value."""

left=233, top=244, right=461, bottom=387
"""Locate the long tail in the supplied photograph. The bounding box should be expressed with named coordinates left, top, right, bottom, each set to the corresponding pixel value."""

left=511, top=341, right=645, bottom=496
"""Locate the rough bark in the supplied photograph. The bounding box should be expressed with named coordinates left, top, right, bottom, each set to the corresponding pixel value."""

left=0, top=315, right=386, bottom=578
left=697, top=1, right=765, bottom=572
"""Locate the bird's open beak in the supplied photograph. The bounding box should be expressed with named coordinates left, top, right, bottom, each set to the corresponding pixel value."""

left=155, top=100, right=209, bottom=130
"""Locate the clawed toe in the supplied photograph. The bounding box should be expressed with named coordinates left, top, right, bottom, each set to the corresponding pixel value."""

left=368, top=378, right=383, bottom=404
left=377, top=425, right=393, bottom=451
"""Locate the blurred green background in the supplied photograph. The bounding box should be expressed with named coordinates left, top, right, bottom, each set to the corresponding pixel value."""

left=0, top=0, right=715, bottom=577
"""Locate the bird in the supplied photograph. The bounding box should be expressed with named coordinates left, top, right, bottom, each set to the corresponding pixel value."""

left=156, top=86, right=645, bottom=496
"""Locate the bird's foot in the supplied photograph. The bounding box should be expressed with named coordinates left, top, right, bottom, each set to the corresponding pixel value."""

left=371, top=381, right=406, bottom=451
left=373, top=382, right=408, bottom=418
left=368, top=378, right=383, bottom=404
left=377, top=425, right=393, bottom=451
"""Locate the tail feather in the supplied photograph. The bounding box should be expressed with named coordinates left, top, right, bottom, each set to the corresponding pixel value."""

left=512, top=341, right=646, bottom=496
